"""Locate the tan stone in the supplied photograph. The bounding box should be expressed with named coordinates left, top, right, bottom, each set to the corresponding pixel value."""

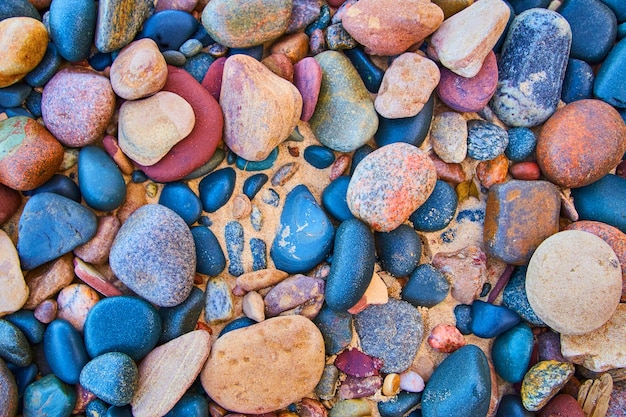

left=236, top=268, right=289, bottom=292
left=0, top=17, right=48, bottom=87
left=0, top=230, right=28, bottom=316
left=428, top=0, right=510, bottom=77
left=432, top=245, right=486, bottom=304
left=430, top=112, right=468, bottom=163
left=110, top=38, right=168, bottom=100
left=73, top=215, right=121, bottom=265
left=200, top=315, right=325, bottom=414
left=23, top=253, right=74, bottom=310
left=56, top=284, right=100, bottom=331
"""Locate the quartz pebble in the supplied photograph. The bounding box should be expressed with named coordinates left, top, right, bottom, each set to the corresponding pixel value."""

left=110, top=38, right=168, bottom=100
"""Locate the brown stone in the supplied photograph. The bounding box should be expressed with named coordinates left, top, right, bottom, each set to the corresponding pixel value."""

left=286, top=0, right=322, bottom=33
left=509, top=161, right=541, bottom=181
left=262, top=53, right=294, bottom=82
left=235, top=269, right=289, bottom=292
left=429, top=152, right=467, bottom=184
left=110, top=38, right=168, bottom=100
left=270, top=32, right=310, bottom=64
left=73, top=215, right=120, bottom=265
left=432, top=245, right=487, bottom=304
left=102, top=135, right=135, bottom=175
left=0, top=357, right=18, bottom=417
left=476, top=154, right=509, bottom=189
left=23, top=253, right=74, bottom=310
left=432, top=0, right=473, bottom=18
left=117, top=182, right=147, bottom=224
left=537, top=99, right=626, bottom=188
left=538, top=394, right=585, bottom=417
left=0, top=184, right=20, bottom=225
left=0, top=17, right=48, bottom=88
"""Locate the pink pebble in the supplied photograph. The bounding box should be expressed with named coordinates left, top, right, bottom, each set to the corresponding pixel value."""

left=427, top=323, right=466, bottom=353
left=34, top=299, right=57, bottom=324
left=293, top=57, right=322, bottom=122
left=202, top=56, right=226, bottom=102
left=399, top=370, right=425, bottom=393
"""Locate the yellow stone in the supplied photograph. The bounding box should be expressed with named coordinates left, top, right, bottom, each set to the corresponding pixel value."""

left=0, top=17, right=48, bottom=88
left=432, top=0, right=474, bottom=19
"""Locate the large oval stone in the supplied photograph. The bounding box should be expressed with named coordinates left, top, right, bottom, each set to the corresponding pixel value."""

left=109, top=204, right=196, bottom=307
left=78, top=145, right=127, bottom=212
left=95, top=0, right=154, bottom=53
left=43, top=319, right=89, bottom=384
left=0, top=17, right=48, bottom=88
left=0, top=230, right=28, bottom=317
left=200, top=315, right=325, bottom=414
left=309, top=51, right=378, bottom=152
left=48, top=0, right=96, bottom=62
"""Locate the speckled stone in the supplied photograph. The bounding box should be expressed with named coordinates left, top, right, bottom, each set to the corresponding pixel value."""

left=286, top=0, right=322, bottom=33
left=521, top=361, right=575, bottom=412
left=79, top=352, right=138, bottom=407
left=503, top=266, right=546, bottom=326
left=48, top=0, right=96, bottom=62
left=109, top=204, right=196, bottom=307
left=110, top=38, right=168, bottom=100
left=95, top=0, right=154, bottom=53
left=466, top=120, right=509, bottom=161
left=0, top=17, right=48, bottom=88
left=313, top=305, right=353, bottom=355
left=0, top=319, right=32, bottom=367
left=56, top=284, right=100, bottom=332
left=23, top=374, right=76, bottom=417
left=0, top=358, right=18, bottom=417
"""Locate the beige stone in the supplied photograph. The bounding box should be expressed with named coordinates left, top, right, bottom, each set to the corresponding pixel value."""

left=200, top=315, right=325, bottom=414
left=56, top=284, right=100, bottom=332
left=110, top=38, right=168, bottom=100
left=430, top=112, right=468, bottom=163
left=0, top=230, right=28, bottom=316
left=73, top=215, right=121, bottom=265
left=428, top=0, right=510, bottom=77
left=526, top=230, right=622, bottom=336
left=242, top=291, right=265, bottom=322
left=23, top=253, right=74, bottom=310
left=375, top=53, right=440, bottom=119
left=0, top=17, right=48, bottom=87
left=432, top=245, right=486, bottom=304
left=235, top=268, right=289, bottom=292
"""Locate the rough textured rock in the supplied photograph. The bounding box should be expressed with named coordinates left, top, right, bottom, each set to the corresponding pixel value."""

left=432, top=246, right=487, bottom=304
left=95, top=0, right=154, bottom=53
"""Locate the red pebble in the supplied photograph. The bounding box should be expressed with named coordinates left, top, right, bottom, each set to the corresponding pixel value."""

left=510, top=161, right=541, bottom=180
left=0, top=183, right=21, bottom=224
left=334, top=348, right=384, bottom=377
left=429, top=152, right=466, bottom=184
left=427, top=323, right=466, bottom=353
left=329, top=154, right=350, bottom=180
left=476, top=154, right=509, bottom=188
left=202, top=57, right=226, bottom=102
left=294, top=57, right=322, bottom=122
left=538, top=394, right=585, bottom=417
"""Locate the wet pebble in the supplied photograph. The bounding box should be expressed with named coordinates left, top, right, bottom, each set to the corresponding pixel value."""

left=374, top=94, right=434, bottom=149
left=163, top=393, right=209, bottom=417
left=375, top=224, right=421, bottom=277
left=572, top=174, right=626, bottom=232
left=402, top=264, right=449, bottom=308
left=321, top=176, right=354, bottom=222
left=33, top=299, right=57, bottom=324
left=312, top=305, right=353, bottom=355
left=304, top=145, right=335, bottom=169
left=471, top=300, right=521, bottom=338
left=503, top=266, right=546, bottom=326
left=80, top=352, right=138, bottom=407
left=243, top=173, right=268, bottom=200
left=159, top=182, right=202, bottom=226
left=466, top=120, right=509, bottom=161
left=139, top=10, right=197, bottom=51
left=561, top=58, right=595, bottom=103
left=22, top=374, right=76, bottom=417
left=204, top=276, right=234, bottom=324
left=224, top=221, right=245, bottom=276
left=43, top=318, right=89, bottom=385
left=191, top=226, right=226, bottom=277
left=491, top=323, right=534, bottom=383
left=78, top=145, right=126, bottom=212
left=521, top=360, right=575, bottom=411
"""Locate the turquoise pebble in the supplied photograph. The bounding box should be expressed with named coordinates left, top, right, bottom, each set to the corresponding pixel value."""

left=236, top=147, right=279, bottom=171
left=86, top=399, right=109, bottom=417
left=402, top=264, right=449, bottom=308
left=492, top=323, right=534, bottom=383
left=23, top=374, right=76, bottom=417
left=5, top=310, right=45, bottom=344
left=571, top=174, right=626, bottom=232
left=0, top=319, right=32, bottom=367
left=321, top=176, right=354, bottom=222
left=503, top=266, right=545, bottom=326
left=78, top=145, right=126, bottom=212
left=43, top=319, right=89, bottom=384
left=79, top=352, right=138, bottom=407
left=198, top=167, right=236, bottom=213
left=378, top=391, right=422, bottom=417
left=164, top=393, right=209, bottom=417
left=159, top=287, right=205, bottom=343
left=159, top=182, right=202, bottom=225
left=375, top=224, right=422, bottom=277
left=304, top=145, right=335, bottom=169
left=8, top=362, right=37, bottom=398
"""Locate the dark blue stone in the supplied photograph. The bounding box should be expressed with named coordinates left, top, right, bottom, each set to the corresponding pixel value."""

left=594, top=38, right=626, bottom=107
left=304, top=145, right=336, bottom=169
left=219, top=316, right=256, bottom=337
left=402, top=264, right=449, bottom=308
left=138, top=10, right=198, bottom=51
left=158, top=287, right=205, bottom=344
left=78, top=146, right=127, bottom=212
left=375, top=93, right=434, bottom=148
left=9, top=362, right=37, bottom=399
left=226, top=148, right=237, bottom=164
left=503, top=266, right=545, bottom=326
left=22, top=374, right=76, bottom=417
left=49, top=0, right=96, bottom=62
left=4, top=107, right=31, bottom=118
left=325, top=219, right=375, bottom=311
left=131, top=170, right=148, bottom=183
left=375, top=224, right=422, bottom=277
left=601, top=0, right=626, bottom=22
left=191, top=24, right=214, bottom=47
left=79, top=352, right=137, bottom=407
left=494, top=0, right=516, bottom=53
left=0, top=0, right=40, bottom=21
left=343, top=47, right=385, bottom=93
left=378, top=391, right=422, bottom=417
left=24, top=89, right=42, bottom=117
left=509, top=0, right=550, bottom=14
left=305, top=3, right=331, bottom=36
left=557, top=0, right=617, bottom=63
left=191, top=226, right=226, bottom=277
left=224, top=221, right=244, bottom=276
left=86, top=399, right=110, bottom=417
left=471, top=300, right=521, bottom=338
left=454, top=304, right=473, bottom=334
left=571, top=174, right=626, bottom=232
left=198, top=167, right=236, bottom=213
left=183, top=52, right=215, bottom=83
left=106, top=405, right=134, bottom=417
left=321, top=176, right=354, bottom=222
left=22, top=174, right=81, bottom=202
left=505, top=127, right=537, bottom=162
left=228, top=44, right=264, bottom=61
left=25, top=43, right=62, bottom=88
left=619, top=21, right=626, bottom=39
left=17, top=193, right=97, bottom=270
left=43, top=319, right=89, bottom=385
left=271, top=185, right=335, bottom=274
left=492, top=323, right=534, bottom=383
left=467, top=120, right=509, bottom=161
left=562, top=58, right=595, bottom=103
left=4, top=310, right=45, bottom=344
left=164, top=393, right=209, bottom=417
left=0, top=83, right=31, bottom=108
left=88, top=52, right=113, bottom=71
left=422, top=345, right=491, bottom=417
left=350, top=144, right=374, bottom=175
left=159, top=182, right=202, bottom=225
left=243, top=173, right=268, bottom=200
left=410, top=180, right=458, bottom=232
left=83, top=296, right=162, bottom=361
left=312, top=305, right=353, bottom=355
left=495, top=394, right=535, bottom=417
left=250, top=238, right=266, bottom=271
left=236, top=147, right=279, bottom=171
left=262, top=188, right=280, bottom=207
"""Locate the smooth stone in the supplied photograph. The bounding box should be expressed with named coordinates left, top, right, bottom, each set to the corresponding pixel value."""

left=87, top=51, right=113, bottom=72
left=539, top=394, right=584, bottom=417
left=159, top=182, right=202, bottom=225
left=4, top=311, right=44, bottom=344
left=179, top=38, right=203, bottom=57
left=224, top=220, right=244, bottom=276
left=95, top=0, right=152, bottom=52
left=0, top=231, right=28, bottom=316
left=183, top=52, right=215, bottom=83
left=347, top=142, right=437, bottom=232
left=0, top=358, right=18, bottom=417
left=421, top=345, right=491, bottom=417
left=454, top=304, right=473, bottom=335
left=402, top=264, right=450, bottom=308
left=158, top=286, right=204, bottom=343
left=24, top=89, right=41, bottom=117
left=378, top=391, right=421, bottom=417
left=375, top=224, right=421, bottom=277
left=503, top=266, right=545, bottom=326
left=410, top=179, right=458, bottom=232
left=201, top=0, right=291, bottom=48
left=242, top=173, right=268, bottom=200
left=0, top=83, right=31, bottom=108
left=181, top=148, right=225, bottom=180
left=200, top=316, right=325, bottom=414
left=0, top=17, right=48, bottom=88
left=561, top=58, right=594, bottom=103
left=526, top=230, right=622, bottom=335
left=56, top=284, right=99, bottom=332
left=201, top=56, right=225, bottom=101
left=571, top=174, right=626, bottom=232
left=343, top=47, right=384, bottom=93
left=235, top=147, right=279, bottom=171
left=131, top=331, right=211, bottom=417
left=228, top=44, right=265, bottom=60
left=429, top=112, right=468, bottom=163
left=495, top=394, right=535, bottom=417
left=509, top=0, right=550, bottom=13
left=0, top=184, right=20, bottom=224
left=350, top=144, right=374, bottom=175
left=374, top=93, right=434, bottom=148
left=521, top=361, right=575, bottom=411
left=73, top=215, right=120, bottom=265
left=198, top=167, right=235, bottom=213
left=537, top=99, right=626, bottom=188
left=84, top=296, right=161, bottom=361
left=23, top=174, right=81, bottom=203
left=23, top=254, right=73, bottom=310
left=0, top=116, right=63, bottom=191
left=325, top=219, right=375, bottom=311
left=330, top=399, right=371, bottom=417
left=304, top=145, right=335, bottom=169
left=263, top=274, right=324, bottom=317
left=437, top=51, right=498, bottom=113
left=505, top=127, right=537, bottom=162
left=191, top=226, right=226, bottom=277
left=109, top=204, right=196, bottom=307
left=105, top=405, right=133, bottom=417
left=48, top=0, right=95, bottom=62
left=355, top=299, right=423, bottom=373
left=270, top=185, right=335, bottom=274
left=138, top=10, right=197, bottom=51
left=342, top=0, right=443, bottom=56
left=466, top=120, right=509, bottom=161
left=321, top=176, right=354, bottom=222
left=43, top=319, right=89, bottom=384
left=0, top=0, right=39, bottom=20
left=80, top=352, right=138, bottom=407
left=309, top=51, right=378, bottom=152
left=218, top=316, right=256, bottom=337
left=42, top=67, right=115, bottom=147
left=432, top=0, right=475, bottom=18
left=471, top=300, right=521, bottom=338
left=601, top=0, right=626, bottom=21
left=0, top=319, right=32, bottom=367
left=293, top=56, right=322, bottom=122
left=23, top=374, right=76, bottom=417
left=492, top=323, right=533, bottom=383
left=312, top=305, right=353, bottom=355
left=204, top=276, right=234, bottom=324
left=110, top=38, right=167, bottom=100
left=78, top=146, right=126, bottom=212
left=428, top=0, right=510, bottom=77
left=163, top=393, right=208, bottom=417
left=138, top=66, right=223, bottom=182
left=18, top=193, right=97, bottom=270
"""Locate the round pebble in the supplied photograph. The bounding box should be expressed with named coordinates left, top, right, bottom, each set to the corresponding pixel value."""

left=79, top=352, right=138, bottom=407
left=56, top=283, right=100, bottom=332
left=110, top=38, right=168, bottom=100
left=375, top=224, right=422, bottom=277
left=466, top=120, right=509, bottom=161
left=0, top=17, right=48, bottom=88
left=409, top=179, right=458, bottom=232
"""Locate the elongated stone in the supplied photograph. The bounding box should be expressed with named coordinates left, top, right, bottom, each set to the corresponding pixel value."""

left=95, top=0, right=154, bottom=53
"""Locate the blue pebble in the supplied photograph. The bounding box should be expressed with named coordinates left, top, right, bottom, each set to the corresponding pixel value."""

left=236, top=147, right=279, bottom=171
left=226, top=149, right=237, bottom=164
left=159, top=182, right=202, bottom=225
left=131, top=170, right=148, bottom=183
left=312, top=305, right=353, bottom=355
left=183, top=52, right=215, bottom=83
left=224, top=221, right=245, bottom=276
left=270, top=185, right=335, bottom=274
left=219, top=317, right=256, bottom=337
left=191, top=226, right=226, bottom=277
left=343, top=47, right=385, bottom=93
left=228, top=44, right=264, bottom=61
left=23, top=174, right=81, bottom=202
left=378, top=391, right=422, bottom=417
left=505, top=127, right=537, bottom=162
left=49, top=0, right=96, bottom=62
left=350, top=144, right=374, bottom=175
left=88, top=52, right=113, bottom=71
left=410, top=180, right=458, bottom=232
left=4, top=107, right=31, bottom=118
left=496, top=395, right=535, bottom=417
left=243, top=173, right=268, bottom=200
left=571, top=174, right=626, bottom=232
left=509, top=0, right=550, bottom=14
left=262, top=188, right=280, bottom=207
left=619, top=21, right=626, bottom=39
left=493, top=0, right=516, bottom=53
left=492, top=323, right=534, bottom=383
left=158, top=287, right=205, bottom=344
left=106, top=405, right=134, bottom=417
left=79, top=352, right=137, bottom=407
left=467, top=120, right=509, bottom=161
left=23, top=374, right=76, bottom=417
left=457, top=208, right=485, bottom=223
left=24, top=89, right=42, bottom=117
left=86, top=399, right=110, bottom=417
left=198, top=215, right=212, bottom=227
left=138, top=10, right=198, bottom=51
left=4, top=310, right=45, bottom=344
left=9, top=362, right=37, bottom=399
left=198, top=167, right=236, bottom=213
left=454, top=304, right=473, bottom=334
left=25, top=43, right=62, bottom=88
left=191, top=24, right=214, bottom=47
left=471, top=300, right=521, bottom=338
left=78, top=146, right=127, bottom=212
left=375, top=224, right=422, bottom=277
left=0, top=83, right=32, bottom=108
left=164, top=393, right=209, bottom=417
left=503, top=266, right=545, bottom=326
left=304, top=145, right=336, bottom=169
left=43, top=319, right=89, bottom=385
left=602, top=0, right=626, bottom=22
left=321, top=176, right=354, bottom=222
left=594, top=37, right=626, bottom=108
left=250, top=206, right=263, bottom=231
left=402, top=264, right=449, bottom=308
left=250, top=238, right=267, bottom=271
left=0, top=0, right=40, bottom=20
left=375, top=93, right=434, bottom=148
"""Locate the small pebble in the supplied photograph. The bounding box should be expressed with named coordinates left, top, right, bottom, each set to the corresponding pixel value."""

left=204, top=276, right=234, bottom=324
left=427, top=323, right=466, bottom=353
left=466, top=120, right=509, bottom=161
left=399, top=370, right=425, bottom=393
left=79, top=352, right=138, bottom=407
left=521, top=360, right=575, bottom=411
left=56, top=284, right=99, bottom=332
left=33, top=299, right=58, bottom=324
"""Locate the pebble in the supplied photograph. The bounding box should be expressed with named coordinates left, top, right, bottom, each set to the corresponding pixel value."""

left=502, top=266, right=546, bottom=326
left=131, top=330, right=211, bottom=417
left=335, top=348, right=383, bottom=378
left=428, top=323, right=466, bottom=353
left=22, top=374, right=76, bottom=417
left=110, top=38, right=167, bottom=100
left=56, top=284, right=99, bottom=332
left=0, top=230, right=28, bottom=316
left=4, top=310, right=44, bottom=344
left=341, top=0, right=443, bottom=56
left=271, top=162, right=299, bottom=186
left=339, top=375, right=382, bottom=400
left=0, top=116, right=64, bottom=191
left=495, top=394, right=534, bottom=417
left=198, top=168, right=236, bottom=213
left=571, top=174, right=626, bottom=232
left=304, top=145, right=335, bottom=169
left=0, top=17, right=48, bottom=88
left=491, top=323, right=533, bottom=383
left=561, top=58, right=595, bottom=103
left=321, top=176, right=354, bottom=222
left=293, top=57, right=322, bottom=122
left=375, top=53, right=440, bottom=119
left=521, top=360, right=575, bottom=411
left=95, top=0, right=153, bottom=52
left=470, top=300, right=521, bottom=338
left=312, top=305, right=353, bottom=355
left=329, top=399, right=371, bottom=417
left=476, top=154, right=509, bottom=188
left=309, top=51, right=378, bottom=152
left=43, top=318, right=89, bottom=384
left=78, top=145, right=127, bottom=212
left=159, top=182, right=202, bottom=226
left=237, top=148, right=280, bottom=172
left=375, top=224, right=422, bottom=277
left=48, top=0, right=95, bottom=62
left=428, top=0, right=510, bottom=78
left=24, top=174, right=81, bottom=203
left=325, top=23, right=357, bottom=50
left=347, top=271, right=388, bottom=314
left=73, top=258, right=123, bottom=298
left=315, top=364, right=340, bottom=400
left=200, top=316, right=325, bottom=414
left=594, top=37, right=626, bottom=107
left=343, top=47, right=384, bottom=93
left=410, top=179, right=458, bottom=232
left=0, top=0, right=40, bottom=20
left=109, top=204, right=196, bottom=307
left=539, top=394, right=585, bottom=417
left=158, top=286, right=204, bottom=343
left=191, top=226, right=226, bottom=277
left=23, top=254, right=73, bottom=309
left=242, top=291, right=265, bottom=322
left=355, top=298, right=423, bottom=373
left=204, top=276, right=234, bottom=324
left=262, top=53, right=294, bottom=82
left=84, top=295, right=161, bottom=361
left=526, top=230, right=622, bottom=335
left=399, top=370, right=425, bottom=393
left=378, top=391, right=421, bottom=417
left=429, top=112, right=467, bottom=163
left=490, top=9, right=572, bottom=127
left=138, top=10, right=197, bottom=51
left=264, top=274, right=324, bottom=317
left=538, top=331, right=567, bottom=363
left=402, top=264, right=450, bottom=308
left=421, top=345, right=491, bottom=417
left=432, top=246, right=487, bottom=305
left=0, top=358, right=18, bottom=417
left=505, top=127, right=537, bottom=162
left=286, top=0, right=322, bottom=33
left=0, top=319, right=32, bottom=367
left=0, top=184, right=20, bottom=224
left=80, top=352, right=138, bottom=407
left=163, top=393, right=209, bottom=417
left=250, top=238, right=267, bottom=270
left=0, top=83, right=31, bottom=108
left=374, top=94, right=434, bottom=148
left=182, top=52, right=215, bottom=83
left=466, top=120, right=509, bottom=161
left=224, top=221, right=245, bottom=276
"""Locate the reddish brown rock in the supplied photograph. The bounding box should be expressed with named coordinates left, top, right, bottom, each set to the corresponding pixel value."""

left=436, top=51, right=498, bottom=113
left=429, top=152, right=467, bottom=184
left=261, top=53, right=294, bottom=82
left=293, top=57, right=322, bottom=122
left=23, top=253, right=74, bottom=310
left=102, top=135, right=135, bottom=175
left=201, top=57, right=226, bottom=102
left=138, top=66, right=223, bottom=182
left=432, top=246, right=487, bottom=304
left=73, top=215, right=121, bottom=265
left=537, top=99, right=626, bottom=188
left=510, top=161, right=541, bottom=181
left=427, top=324, right=466, bottom=353
left=270, top=32, right=309, bottom=64
left=476, top=154, right=509, bottom=189
left=0, top=183, right=21, bottom=224
left=0, top=117, right=64, bottom=191
left=538, top=394, right=584, bottom=417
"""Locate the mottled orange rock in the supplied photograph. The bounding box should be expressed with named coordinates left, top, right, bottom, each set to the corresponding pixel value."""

left=476, top=154, right=509, bottom=189
left=270, top=32, right=310, bottom=64
left=110, top=38, right=168, bottom=100
left=0, top=17, right=48, bottom=87
left=261, top=53, right=294, bottom=82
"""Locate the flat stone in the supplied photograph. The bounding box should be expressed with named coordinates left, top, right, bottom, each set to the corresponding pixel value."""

left=23, top=254, right=74, bottom=310
left=73, top=215, right=120, bottom=265
left=0, top=230, right=28, bottom=316
left=0, top=17, right=48, bottom=88
left=95, top=0, right=154, bottom=53
left=110, top=38, right=168, bottom=100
